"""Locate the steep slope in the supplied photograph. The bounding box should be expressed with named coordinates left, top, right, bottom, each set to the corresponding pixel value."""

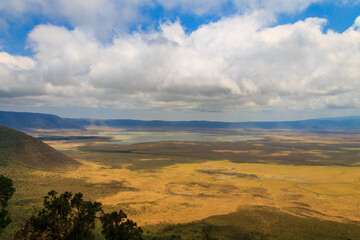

left=0, top=111, right=82, bottom=130
left=0, top=126, right=80, bottom=169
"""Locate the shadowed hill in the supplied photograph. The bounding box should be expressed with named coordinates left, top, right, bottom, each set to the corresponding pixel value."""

left=0, top=126, right=80, bottom=169
left=150, top=205, right=360, bottom=240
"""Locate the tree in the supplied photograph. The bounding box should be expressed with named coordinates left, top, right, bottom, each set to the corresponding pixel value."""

left=14, top=190, right=143, bottom=240
left=100, top=210, right=143, bottom=240
left=0, top=174, right=15, bottom=230
left=14, top=190, right=102, bottom=240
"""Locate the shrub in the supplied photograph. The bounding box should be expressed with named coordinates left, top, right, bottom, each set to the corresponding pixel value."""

left=14, top=190, right=143, bottom=240
left=0, top=174, right=15, bottom=230
left=101, top=210, right=143, bottom=240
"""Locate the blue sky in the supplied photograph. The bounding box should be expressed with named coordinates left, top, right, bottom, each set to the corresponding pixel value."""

left=1, top=0, right=360, bottom=121
left=3, top=1, right=360, bottom=56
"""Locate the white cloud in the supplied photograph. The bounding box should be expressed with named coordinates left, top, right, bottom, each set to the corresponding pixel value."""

left=0, top=52, right=43, bottom=99
left=56, top=0, right=150, bottom=40
left=1, top=11, right=360, bottom=113
left=0, top=0, right=148, bottom=40
left=0, top=0, right=47, bottom=15
left=0, top=0, right=326, bottom=38
left=28, top=25, right=100, bottom=86
left=0, top=52, right=36, bottom=70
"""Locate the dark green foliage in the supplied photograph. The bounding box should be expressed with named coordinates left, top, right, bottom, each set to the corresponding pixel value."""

left=14, top=190, right=144, bottom=240
left=14, top=190, right=102, bottom=240
left=101, top=210, right=143, bottom=240
left=0, top=175, right=15, bottom=230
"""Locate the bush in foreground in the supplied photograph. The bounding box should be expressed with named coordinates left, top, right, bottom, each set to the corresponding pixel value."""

left=0, top=174, right=15, bottom=231
left=14, top=190, right=143, bottom=240
left=101, top=210, right=143, bottom=240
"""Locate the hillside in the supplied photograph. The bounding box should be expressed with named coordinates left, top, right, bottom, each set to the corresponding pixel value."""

left=150, top=205, right=360, bottom=240
left=0, top=126, right=80, bottom=169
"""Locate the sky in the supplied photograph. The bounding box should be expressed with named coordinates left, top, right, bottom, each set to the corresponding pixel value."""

left=1, top=0, right=360, bottom=121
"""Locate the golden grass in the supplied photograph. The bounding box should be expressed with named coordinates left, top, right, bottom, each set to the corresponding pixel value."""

left=213, top=150, right=249, bottom=154
left=139, top=158, right=171, bottom=161
left=260, top=132, right=360, bottom=144
left=5, top=128, right=360, bottom=228
left=43, top=140, right=86, bottom=149
left=267, top=151, right=292, bottom=157
left=342, top=148, right=360, bottom=151
left=26, top=158, right=358, bottom=226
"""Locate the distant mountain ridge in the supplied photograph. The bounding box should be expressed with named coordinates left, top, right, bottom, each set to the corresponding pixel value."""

left=1, top=110, right=360, bottom=130
left=0, top=125, right=80, bottom=169
left=0, top=111, right=82, bottom=130
left=68, top=116, right=360, bottom=130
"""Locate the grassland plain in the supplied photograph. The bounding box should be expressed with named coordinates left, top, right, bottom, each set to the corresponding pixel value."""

left=1, top=128, right=360, bottom=239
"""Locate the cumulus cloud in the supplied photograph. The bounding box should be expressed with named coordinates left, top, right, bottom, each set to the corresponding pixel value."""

left=0, top=0, right=148, bottom=40
left=0, top=52, right=43, bottom=100
left=0, top=0, right=329, bottom=37
left=1, top=12, right=360, bottom=113
left=56, top=0, right=151, bottom=40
